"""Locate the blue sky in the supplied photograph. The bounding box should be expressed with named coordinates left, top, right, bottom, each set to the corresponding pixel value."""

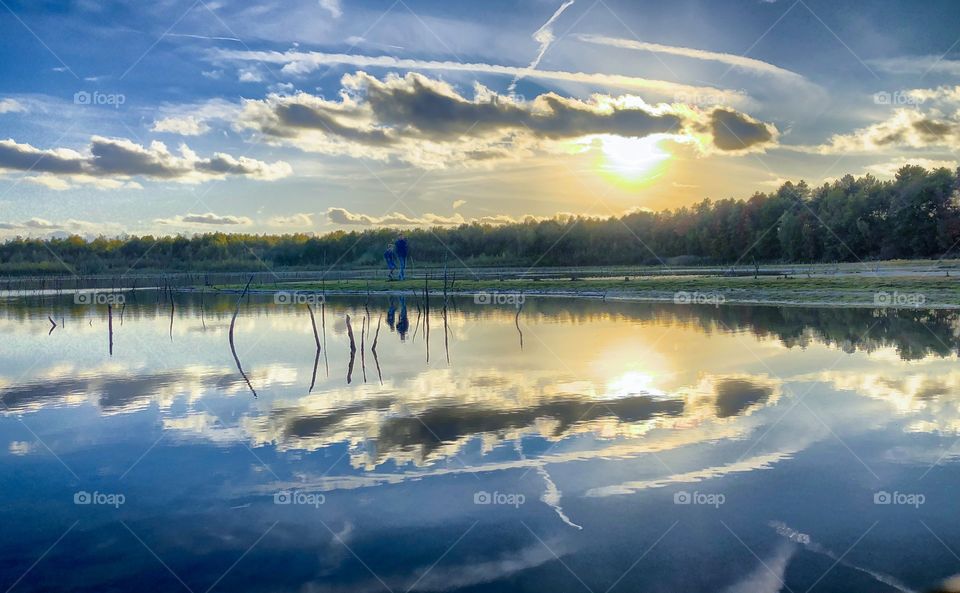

left=1, top=0, right=959, bottom=237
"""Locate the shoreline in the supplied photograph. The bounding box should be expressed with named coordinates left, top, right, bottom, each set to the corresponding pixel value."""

left=169, top=285, right=960, bottom=310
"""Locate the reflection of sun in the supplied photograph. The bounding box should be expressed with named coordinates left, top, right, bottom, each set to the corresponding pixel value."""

left=604, top=370, right=666, bottom=399
left=598, top=135, right=671, bottom=183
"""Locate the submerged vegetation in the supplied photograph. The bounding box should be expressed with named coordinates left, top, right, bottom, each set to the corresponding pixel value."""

left=2, top=165, right=959, bottom=275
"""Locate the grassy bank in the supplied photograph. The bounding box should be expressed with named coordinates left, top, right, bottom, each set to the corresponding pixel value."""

left=195, top=271, right=960, bottom=308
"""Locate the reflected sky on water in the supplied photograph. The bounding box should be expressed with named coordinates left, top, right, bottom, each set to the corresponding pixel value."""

left=2, top=293, right=960, bottom=592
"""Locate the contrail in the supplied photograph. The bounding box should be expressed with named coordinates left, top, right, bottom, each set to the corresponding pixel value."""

left=509, top=0, right=575, bottom=93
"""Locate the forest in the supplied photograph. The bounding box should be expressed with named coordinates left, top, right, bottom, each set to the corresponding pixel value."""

left=1, top=164, right=958, bottom=275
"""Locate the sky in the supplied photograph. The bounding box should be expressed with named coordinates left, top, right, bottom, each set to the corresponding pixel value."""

left=1, top=0, right=960, bottom=238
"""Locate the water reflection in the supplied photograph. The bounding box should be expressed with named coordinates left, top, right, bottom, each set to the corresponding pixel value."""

left=2, top=294, right=960, bottom=592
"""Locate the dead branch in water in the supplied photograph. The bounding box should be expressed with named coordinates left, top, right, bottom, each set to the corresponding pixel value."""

left=229, top=276, right=257, bottom=398
left=47, top=316, right=57, bottom=336
left=360, top=316, right=367, bottom=383
left=345, top=313, right=356, bottom=384
left=372, top=315, right=383, bottom=385
left=515, top=300, right=524, bottom=350
left=307, top=303, right=322, bottom=392
left=108, top=303, right=114, bottom=356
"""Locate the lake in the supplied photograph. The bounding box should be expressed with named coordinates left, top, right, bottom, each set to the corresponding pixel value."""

left=1, top=292, right=958, bottom=592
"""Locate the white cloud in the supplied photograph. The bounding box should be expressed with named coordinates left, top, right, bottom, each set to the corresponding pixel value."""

left=318, top=0, right=342, bottom=19
left=866, top=157, right=957, bottom=178
left=152, top=116, right=211, bottom=136
left=214, top=48, right=747, bottom=103
left=0, top=99, right=26, bottom=114
left=267, top=212, right=314, bottom=227
left=452, top=199, right=467, bottom=209
left=811, top=108, right=959, bottom=154
left=577, top=34, right=808, bottom=84
left=326, top=207, right=565, bottom=227
left=155, top=212, right=254, bottom=226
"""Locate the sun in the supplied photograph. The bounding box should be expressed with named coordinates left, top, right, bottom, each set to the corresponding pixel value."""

left=597, top=135, right=671, bottom=184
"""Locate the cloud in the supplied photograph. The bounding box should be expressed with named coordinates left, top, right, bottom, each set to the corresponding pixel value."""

left=708, top=108, right=777, bottom=152
left=235, top=71, right=776, bottom=168
left=155, top=212, right=254, bottom=226
left=811, top=109, right=959, bottom=154
left=865, top=157, right=957, bottom=178
left=509, top=0, right=576, bottom=92
left=452, top=199, right=467, bottom=209
left=0, top=136, right=291, bottom=184
left=325, top=207, right=548, bottom=227
left=318, top=0, right=342, bottom=19
left=869, top=56, right=960, bottom=76
left=267, top=212, right=314, bottom=227
left=213, top=48, right=746, bottom=102
left=577, top=34, right=808, bottom=84
left=0, top=217, right=124, bottom=236
left=152, top=116, right=211, bottom=136
left=0, top=98, right=25, bottom=114
left=22, top=173, right=143, bottom=191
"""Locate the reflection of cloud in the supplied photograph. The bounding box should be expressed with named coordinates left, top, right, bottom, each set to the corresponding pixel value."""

left=304, top=540, right=566, bottom=593
left=817, top=369, right=960, bottom=435
left=723, top=542, right=796, bottom=593
left=584, top=448, right=800, bottom=498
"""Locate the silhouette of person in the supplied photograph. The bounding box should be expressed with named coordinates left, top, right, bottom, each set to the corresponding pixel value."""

left=397, top=296, right=409, bottom=340
left=394, top=234, right=409, bottom=280
left=387, top=297, right=396, bottom=331
left=384, top=243, right=397, bottom=280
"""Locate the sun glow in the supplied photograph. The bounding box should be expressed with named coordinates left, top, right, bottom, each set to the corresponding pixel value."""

left=598, top=135, right=671, bottom=183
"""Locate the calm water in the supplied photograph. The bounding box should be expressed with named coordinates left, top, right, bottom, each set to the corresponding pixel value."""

left=2, top=293, right=960, bottom=592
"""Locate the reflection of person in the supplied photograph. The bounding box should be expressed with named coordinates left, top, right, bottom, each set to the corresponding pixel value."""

left=387, top=297, right=396, bottom=331
left=397, top=297, right=409, bottom=340
left=383, top=244, right=397, bottom=280
left=395, top=234, right=408, bottom=280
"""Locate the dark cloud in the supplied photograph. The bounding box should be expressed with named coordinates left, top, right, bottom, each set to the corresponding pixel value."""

left=709, top=108, right=776, bottom=151
left=237, top=71, right=778, bottom=165
left=0, top=136, right=290, bottom=182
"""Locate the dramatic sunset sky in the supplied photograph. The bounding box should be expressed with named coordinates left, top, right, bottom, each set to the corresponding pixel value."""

left=1, top=0, right=959, bottom=237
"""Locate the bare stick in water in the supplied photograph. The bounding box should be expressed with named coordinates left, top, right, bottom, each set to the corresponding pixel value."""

left=107, top=303, right=114, bottom=356
left=307, top=303, right=322, bottom=392
left=48, top=316, right=57, bottom=336
left=229, top=276, right=257, bottom=398
left=515, top=300, right=524, bottom=350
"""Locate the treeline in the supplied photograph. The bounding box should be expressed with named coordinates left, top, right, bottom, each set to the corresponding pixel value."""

left=2, top=165, right=959, bottom=274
